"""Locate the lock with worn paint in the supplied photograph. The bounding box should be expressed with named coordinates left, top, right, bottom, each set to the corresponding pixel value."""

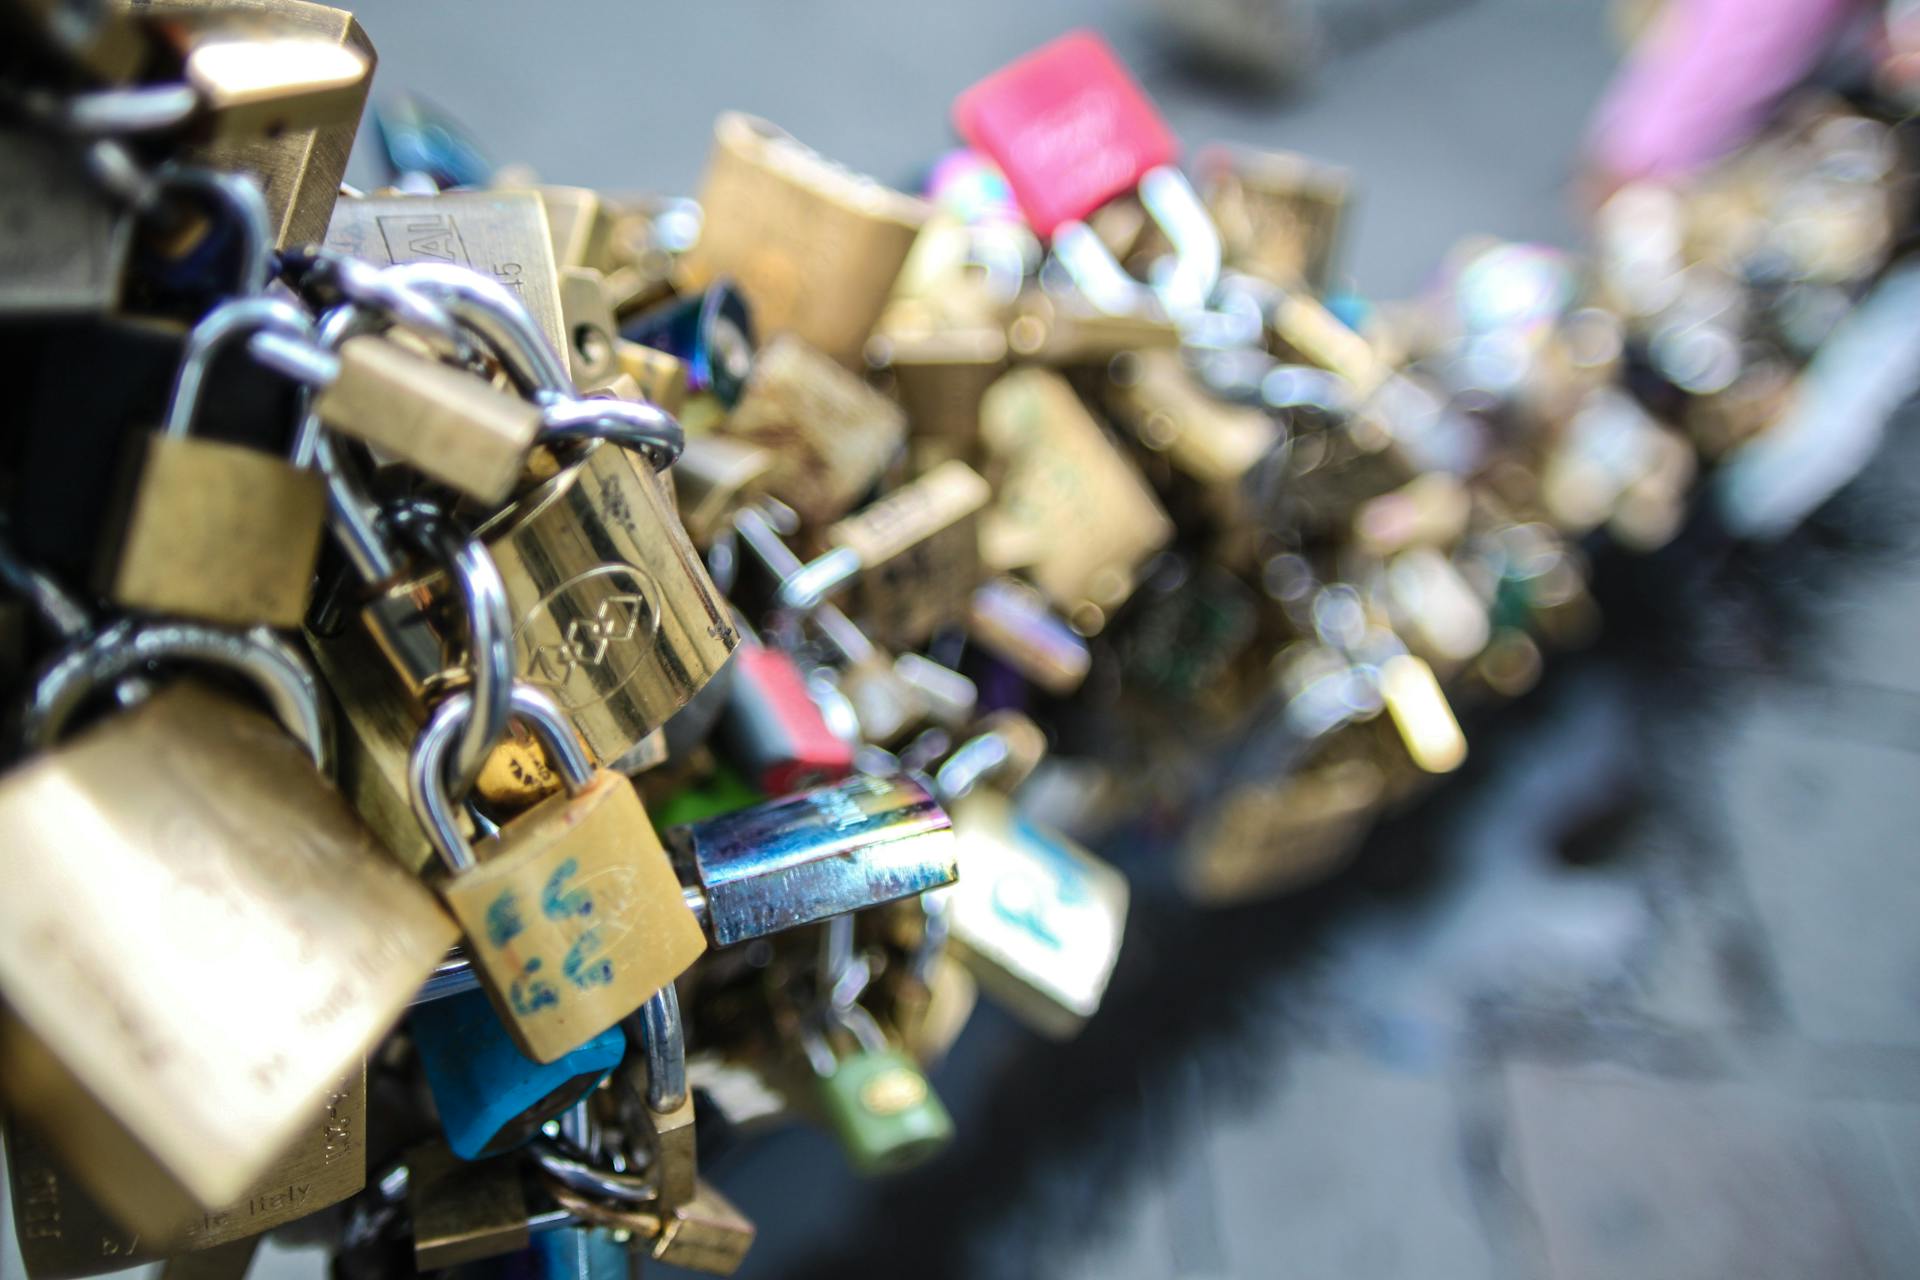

left=803, top=1004, right=953, bottom=1176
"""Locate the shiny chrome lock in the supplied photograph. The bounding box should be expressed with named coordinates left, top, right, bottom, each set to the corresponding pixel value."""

left=664, top=773, right=957, bottom=947
left=410, top=986, right=625, bottom=1160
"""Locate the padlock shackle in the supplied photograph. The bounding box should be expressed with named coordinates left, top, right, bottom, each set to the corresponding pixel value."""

left=385, top=503, right=515, bottom=802
left=409, top=683, right=594, bottom=876
left=163, top=295, right=316, bottom=437
left=382, top=261, right=576, bottom=403
left=536, top=396, right=685, bottom=471
left=280, top=248, right=479, bottom=369
left=0, top=525, right=93, bottom=643
left=628, top=985, right=688, bottom=1113
left=23, top=618, right=331, bottom=768
left=154, top=165, right=275, bottom=297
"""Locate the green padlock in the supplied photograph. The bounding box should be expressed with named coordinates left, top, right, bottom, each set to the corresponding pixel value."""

left=805, top=1005, right=953, bottom=1176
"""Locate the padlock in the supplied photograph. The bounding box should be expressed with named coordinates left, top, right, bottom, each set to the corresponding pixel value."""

left=664, top=773, right=957, bottom=947
left=1003, top=286, right=1181, bottom=364
left=776, top=460, right=991, bottom=649
left=406, top=1140, right=531, bottom=1271
left=616, top=339, right=691, bottom=417
left=278, top=329, right=545, bottom=503
left=930, top=787, right=1128, bottom=1039
left=520, top=185, right=614, bottom=272
left=412, top=683, right=708, bottom=1063
left=410, top=986, right=625, bottom=1160
left=954, top=30, right=1219, bottom=318
left=977, top=367, right=1173, bottom=633
left=543, top=1178, right=754, bottom=1276
left=0, top=126, right=133, bottom=314
left=965, top=576, right=1092, bottom=696
left=169, top=24, right=372, bottom=141
left=680, top=112, right=931, bottom=365
left=326, top=189, right=568, bottom=359
left=620, top=281, right=755, bottom=413
left=1195, top=144, right=1350, bottom=294
left=933, top=709, right=1049, bottom=800
left=557, top=266, right=623, bottom=391
left=147, top=0, right=376, bottom=247
left=97, top=297, right=329, bottom=627
left=0, top=625, right=456, bottom=1238
left=364, top=438, right=737, bottom=771
left=1178, top=755, right=1386, bottom=904
left=718, top=628, right=854, bottom=796
left=803, top=1005, right=953, bottom=1176
left=1103, top=348, right=1284, bottom=518
left=717, top=334, right=906, bottom=527
left=5, top=1066, right=365, bottom=1278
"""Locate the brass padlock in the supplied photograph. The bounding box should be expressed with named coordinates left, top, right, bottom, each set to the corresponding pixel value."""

left=1005, top=287, right=1181, bottom=365
left=406, top=1140, right=530, bottom=1271
left=558, top=266, right=624, bottom=391
left=364, top=439, right=737, bottom=771
left=1196, top=144, right=1350, bottom=294
left=5, top=1067, right=366, bottom=1278
left=326, top=189, right=567, bottom=360
left=718, top=334, right=906, bottom=527
left=0, top=631, right=455, bottom=1237
left=977, top=368, right=1173, bottom=633
left=98, top=297, right=328, bottom=627
left=411, top=684, right=708, bottom=1063
left=782, top=460, right=991, bottom=649
left=682, top=112, right=930, bottom=365
left=308, top=331, right=545, bottom=503
left=673, top=434, right=774, bottom=547
left=1104, top=348, right=1283, bottom=514
left=147, top=0, right=376, bottom=247
left=620, top=987, right=695, bottom=1212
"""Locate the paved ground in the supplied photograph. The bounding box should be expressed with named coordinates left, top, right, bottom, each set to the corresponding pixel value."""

left=11, top=1, right=1920, bottom=1277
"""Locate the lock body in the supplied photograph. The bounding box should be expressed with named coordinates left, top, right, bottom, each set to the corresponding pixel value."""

left=826, top=460, right=990, bottom=648
left=812, top=1047, right=953, bottom=1176
left=326, top=189, right=567, bottom=357
left=5, top=1067, right=365, bottom=1277
left=367, top=440, right=738, bottom=770
left=0, top=684, right=455, bottom=1236
left=439, top=770, right=708, bottom=1063
left=682, top=112, right=930, bottom=365
left=412, top=987, right=624, bottom=1160
left=102, top=432, right=329, bottom=627
left=666, top=774, right=957, bottom=946
left=719, top=645, right=854, bottom=796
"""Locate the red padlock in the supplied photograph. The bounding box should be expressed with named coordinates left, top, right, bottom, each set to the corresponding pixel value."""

left=720, top=639, right=856, bottom=796
left=953, top=30, right=1218, bottom=317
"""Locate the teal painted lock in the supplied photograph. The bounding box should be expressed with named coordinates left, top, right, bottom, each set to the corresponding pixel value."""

left=804, top=1005, right=953, bottom=1176
left=412, top=985, right=625, bottom=1160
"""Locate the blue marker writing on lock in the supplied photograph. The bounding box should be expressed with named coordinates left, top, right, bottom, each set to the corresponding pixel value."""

left=483, top=861, right=619, bottom=1014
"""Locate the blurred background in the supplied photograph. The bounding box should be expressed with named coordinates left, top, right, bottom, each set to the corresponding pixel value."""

left=12, top=0, right=1920, bottom=1277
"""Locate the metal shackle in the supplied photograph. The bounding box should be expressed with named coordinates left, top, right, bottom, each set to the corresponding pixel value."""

left=163, top=294, right=316, bottom=439
left=153, top=164, right=275, bottom=297
left=381, top=260, right=576, bottom=402
left=408, top=682, right=595, bottom=876
left=629, top=986, right=688, bottom=1114
left=23, top=618, right=331, bottom=768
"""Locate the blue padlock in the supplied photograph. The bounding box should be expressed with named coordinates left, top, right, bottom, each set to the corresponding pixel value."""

left=412, top=986, right=624, bottom=1161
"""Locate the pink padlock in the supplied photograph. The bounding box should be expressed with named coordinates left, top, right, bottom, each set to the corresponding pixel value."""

left=954, top=30, right=1219, bottom=317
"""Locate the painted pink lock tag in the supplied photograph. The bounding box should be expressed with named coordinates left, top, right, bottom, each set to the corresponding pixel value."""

left=953, top=30, right=1178, bottom=240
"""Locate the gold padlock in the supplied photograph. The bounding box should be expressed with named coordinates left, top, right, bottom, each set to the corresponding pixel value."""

left=1104, top=348, right=1283, bottom=516
left=412, top=686, right=708, bottom=1063
left=406, top=1140, right=530, bottom=1271
left=557, top=266, right=623, bottom=391
left=366, top=439, right=737, bottom=770
left=147, top=0, right=375, bottom=247
left=672, top=434, right=773, bottom=548
left=718, top=334, right=906, bottom=527
left=977, top=368, right=1173, bottom=634
left=1197, top=144, right=1350, bottom=294
left=5, top=1067, right=366, bottom=1279
left=326, top=189, right=567, bottom=360
left=0, top=673, right=454, bottom=1237
left=817, top=460, right=991, bottom=648
left=98, top=298, right=329, bottom=629
left=682, top=112, right=930, bottom=365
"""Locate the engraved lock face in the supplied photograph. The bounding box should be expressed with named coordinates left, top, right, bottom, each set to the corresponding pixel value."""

left=367, top=440, right=738, bottom=767
left=5, top=1066, right=366, bottom=1277
left=681, top=112, right=931, bottom=366
left=953, top=29, right=1178, bottom=239
left=146, top=0, right=376, bottom=248
left=0, top=684, right=455, bottom=1236
left=665, top=773, right=957, bottom=946
left=814, top=1047, right=954, bottom=1176
left=977, top=367, right=1173, bottom=633
left=826, top=460, right=991, bottom=649
left=935, top=789, right=1129, bottom=1039
left=410, top=987, right=624, bottom=1160
left=326, top=189, right=567, bottom=358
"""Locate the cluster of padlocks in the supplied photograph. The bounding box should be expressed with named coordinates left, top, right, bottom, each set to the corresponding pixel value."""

left=0, top=4, right=1906, bottom=1278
